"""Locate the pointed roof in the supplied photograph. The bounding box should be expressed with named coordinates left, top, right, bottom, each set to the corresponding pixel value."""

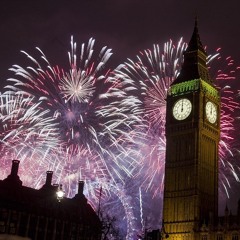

left=187, top=17, right=206, bottom=53
left=172, top=18, right=213, bottom=85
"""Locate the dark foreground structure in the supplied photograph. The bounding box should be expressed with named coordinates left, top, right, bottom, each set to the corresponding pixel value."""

left=0, top=160, right=101, bottom=240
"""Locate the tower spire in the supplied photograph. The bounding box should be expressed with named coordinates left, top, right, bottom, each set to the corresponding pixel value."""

left=173, top=19, right=212, bottom=84
left=163, top=20, right=220, bottom=239
left=187, top=16, right=205, bottom=53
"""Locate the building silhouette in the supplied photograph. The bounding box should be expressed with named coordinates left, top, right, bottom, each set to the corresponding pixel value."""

left=0, top=160, right=101, bottom=240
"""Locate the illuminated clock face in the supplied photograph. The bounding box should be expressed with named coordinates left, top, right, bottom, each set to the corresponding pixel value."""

left=172, top=98, right=192, bottom=120
left=205, top=101, right=217, bottom=124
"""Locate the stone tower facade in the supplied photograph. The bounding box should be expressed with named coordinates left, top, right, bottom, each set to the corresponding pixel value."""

left=163, top=20, right=220, bottom=240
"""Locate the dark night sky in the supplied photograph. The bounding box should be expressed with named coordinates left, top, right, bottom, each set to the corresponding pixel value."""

left=0, top=0, right=240, bottom=86
left=1, top=0, right=240, bottom=214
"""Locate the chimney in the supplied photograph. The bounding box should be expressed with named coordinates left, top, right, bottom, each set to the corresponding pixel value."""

left=78, top=181, right=84, bottom=195
left=10, top=160, right=20, bottom=176
left=3, top=160, right=22, bottom=186
left=73, top=181, right=87, bottom=202
left=45, top=171, right=53, bottom=186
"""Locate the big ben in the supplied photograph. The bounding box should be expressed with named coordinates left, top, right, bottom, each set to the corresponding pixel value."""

left=162, top=20, right=220, bottom=239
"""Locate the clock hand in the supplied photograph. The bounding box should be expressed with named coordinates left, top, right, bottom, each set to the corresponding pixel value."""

left=181, top=100, right=183, bottom=112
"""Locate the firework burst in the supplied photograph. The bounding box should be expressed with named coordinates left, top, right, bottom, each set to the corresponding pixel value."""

left=116, top=38, right=240, bottom=199
left=0, top=37, right=146, bottom=238
left=0, top=93, right=60, bottom=186
left=4, top=36, right=143, bottom=182
left=114, top=38, right=187, bottom=197
left=2, top=35, right=239, bottom=239
left=208, top=50, right=240, bottom=197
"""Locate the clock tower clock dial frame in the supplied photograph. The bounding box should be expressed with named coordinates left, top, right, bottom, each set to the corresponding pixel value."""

left=163, top=20, right=220, bottom=240
left=172, top=98, right=192, bottom=120
left=205, top=101, right=218, bottom=124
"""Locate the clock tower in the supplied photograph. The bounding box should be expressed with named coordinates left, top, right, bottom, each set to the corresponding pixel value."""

left=162, top=20, right=220, bottom=239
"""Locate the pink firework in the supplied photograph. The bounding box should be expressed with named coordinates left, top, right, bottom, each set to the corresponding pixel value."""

left=4, top=36, right=143, bottom=185
left=1, top=37, right=145, bottom=239
left=0, top=93, right=59, bottom=186
left=116, top=38, right=240, bottom=198
left=208, top=49, right=240, bottom=197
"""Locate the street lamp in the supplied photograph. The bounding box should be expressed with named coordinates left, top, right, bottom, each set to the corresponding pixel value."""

left=56, top=184, right=64, bottom=202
